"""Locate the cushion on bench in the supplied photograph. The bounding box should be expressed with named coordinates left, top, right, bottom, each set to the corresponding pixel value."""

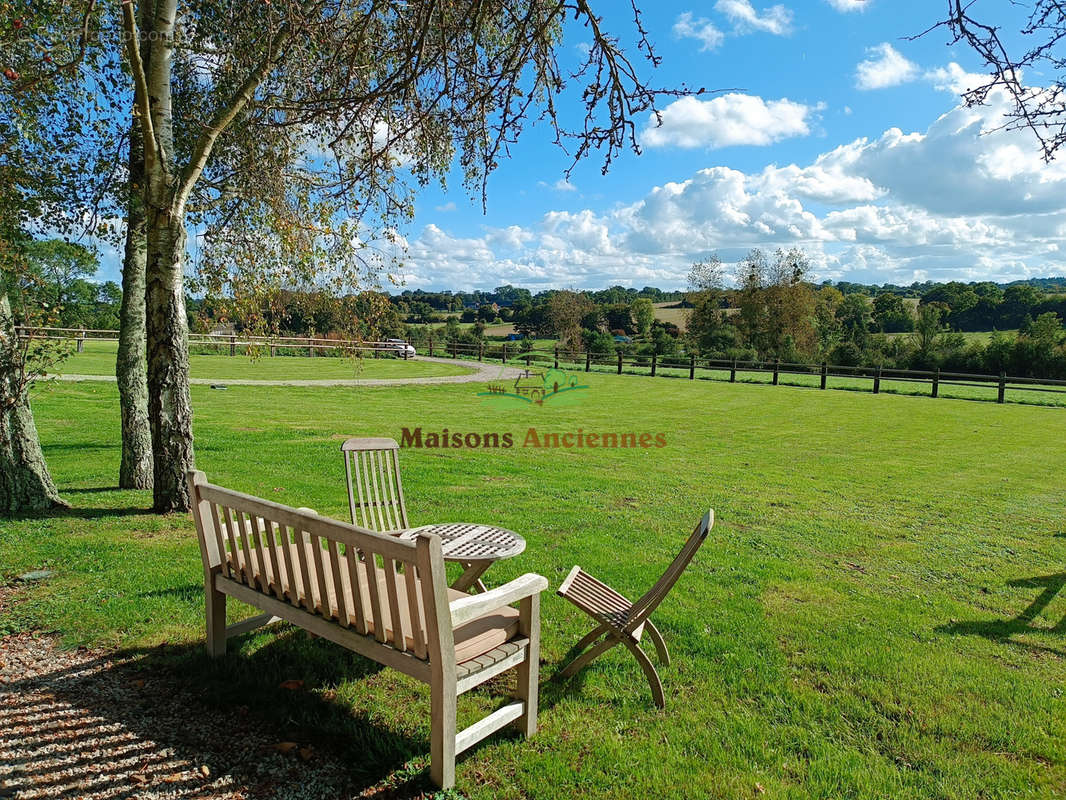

left=227, top=542, right=519, bottom=664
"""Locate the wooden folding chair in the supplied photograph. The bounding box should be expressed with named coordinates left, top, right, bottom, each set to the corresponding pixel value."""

left=555, top=510, right=713, bottom=709
left=341, top=437, right=410, bottom=532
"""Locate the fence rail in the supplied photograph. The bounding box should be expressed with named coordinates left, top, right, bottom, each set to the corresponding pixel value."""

left=19, top=326, right=1066, bottom=406
left=16, top=326, right=415, bottom=358
left=415, top=338, right=1066, bottom=406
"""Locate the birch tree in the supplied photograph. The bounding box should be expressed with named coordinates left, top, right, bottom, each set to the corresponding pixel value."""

left=109, top=0, right=693, bottom=511
left=0, top=0, right=121, bottom=513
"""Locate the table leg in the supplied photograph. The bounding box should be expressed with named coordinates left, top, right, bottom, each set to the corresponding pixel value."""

left=452, top=562, right=490, bottom=593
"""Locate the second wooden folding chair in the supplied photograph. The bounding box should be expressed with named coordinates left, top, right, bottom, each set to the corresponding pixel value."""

left=556, top=510, right=713, bottom=709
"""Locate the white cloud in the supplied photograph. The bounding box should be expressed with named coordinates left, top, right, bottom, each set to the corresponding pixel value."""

left=673, top=12, right=725, bottom=51
left=825, top=0, right=870, bottom=11
left=434, top=201, right=456, bottom=212
left=714, top=0, right=793, bottom=36
left=553, top=178, right=578, bottom=192
left=856, top=43, right=919, bottom=90
left=386, top=93, right=1066, bottom=290
left=643, top=94, right=819, bottom=149
left=925, top=62, right=989, bottom=95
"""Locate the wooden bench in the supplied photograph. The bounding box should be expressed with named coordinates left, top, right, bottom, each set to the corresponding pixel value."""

left=186, top=470, right=548, bottom=788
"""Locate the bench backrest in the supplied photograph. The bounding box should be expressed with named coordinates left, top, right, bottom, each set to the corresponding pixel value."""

left=187, top=470, right=450, bottom=664
left=340, top=437, right=409, bottom=531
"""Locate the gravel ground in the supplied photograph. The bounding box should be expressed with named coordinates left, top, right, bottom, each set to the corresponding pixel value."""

left=50, top=357, right=522, bottom=388
left=0, top=591, right=441, bottom=800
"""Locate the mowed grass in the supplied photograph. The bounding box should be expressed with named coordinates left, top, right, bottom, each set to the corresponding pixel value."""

left=51, top=339, right=474, bottom=380
left=2, top=374, right=1066, bottom=798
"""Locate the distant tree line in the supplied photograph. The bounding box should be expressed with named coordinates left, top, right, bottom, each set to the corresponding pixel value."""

left=19, top=239, right=1066, bottom=379
left=686, top=250, right=1066, bottom=380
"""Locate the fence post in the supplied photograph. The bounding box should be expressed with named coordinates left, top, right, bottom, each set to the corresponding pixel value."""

left=998, top=372, right=1006, bottom=404
left=932, top=368, right=940, bottom=398
left=478, top=342, right=483, bottom=362
left=617, top=350, right=623, bottom=374
left=270, top=344, right=276, bottom=357
left=308, top=337, right=314, bottom=357
left=730, top=359, right=737, bottom=383
left=874, top=366, right=882, bottom=394
left=772, top=359, right=780, bottom=386
left=429, top=336, right=434, bottom=357
left=502, top=343, right=507, bottom=363
left=76, top=330, right=85, bottom=353
left=230, top=334, right=236, bottom=356
left=554, top=347, right=559, bottom=369
left=820, top=362, right=827, bottom=390
left=585, top=350, right=591, bottom=372
left=651, top=353, right=657, bottom=377
left=689, top=354, right=695, bottom=380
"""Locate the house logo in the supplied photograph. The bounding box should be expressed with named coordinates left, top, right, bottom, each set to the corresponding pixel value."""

left=478, top=367, right=589, bottom=407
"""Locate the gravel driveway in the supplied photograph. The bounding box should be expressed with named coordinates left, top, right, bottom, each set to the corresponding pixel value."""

left=0, top=624, right=442, bottom=800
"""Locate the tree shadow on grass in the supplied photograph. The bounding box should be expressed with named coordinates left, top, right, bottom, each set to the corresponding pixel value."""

left=937, top=573, right=1066, bottom=658
left=7, top=504, right=154, bottom=522
left=0, top=629, right=446, bottom=799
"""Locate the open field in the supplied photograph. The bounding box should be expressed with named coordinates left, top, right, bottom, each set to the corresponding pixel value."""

left=2, top=375, right=1065, bottom=798
left=652, top=302, right=689, bottom=330
left=50, top=339, right=475, bottom=381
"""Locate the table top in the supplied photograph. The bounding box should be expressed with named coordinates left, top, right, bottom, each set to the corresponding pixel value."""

left=396, top=522, right=526, bottom=562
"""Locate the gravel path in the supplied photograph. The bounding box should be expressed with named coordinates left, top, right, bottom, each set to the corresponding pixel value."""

left=0, top=628, right=436, bottom=800
left=49, top=357, right=522, bottom=388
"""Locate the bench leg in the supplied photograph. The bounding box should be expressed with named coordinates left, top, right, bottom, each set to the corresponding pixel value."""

left=430, top=679, right=457, bottom=788
left=515, top=594, right=540, bottom=738
left=206, top=580, right=227, bottom=658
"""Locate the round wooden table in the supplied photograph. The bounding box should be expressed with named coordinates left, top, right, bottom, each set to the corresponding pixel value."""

left=396, top=522, right=526, bottom=592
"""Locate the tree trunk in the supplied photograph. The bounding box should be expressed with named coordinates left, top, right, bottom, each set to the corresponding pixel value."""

left=116, top=120, right=153, bottom=490
left=145, top=209, right=194, bottom=513
left=0, top=294, right=65, bottom=514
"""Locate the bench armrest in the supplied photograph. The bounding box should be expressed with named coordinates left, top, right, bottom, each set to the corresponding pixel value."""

left=449, top=573, right=549, bottom=628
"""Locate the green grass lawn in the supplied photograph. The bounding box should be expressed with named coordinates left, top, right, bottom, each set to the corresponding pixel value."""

left=2, top=374, right=1065, bottom=798
left=51, top=339, right=475, bottom=380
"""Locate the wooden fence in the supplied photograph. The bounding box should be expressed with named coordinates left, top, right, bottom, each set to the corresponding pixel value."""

left=418, top=338, right=1066, bottom=406
left=20, top=326, right=1066, bottom=406
left=16, top=326, right=414, bottom=358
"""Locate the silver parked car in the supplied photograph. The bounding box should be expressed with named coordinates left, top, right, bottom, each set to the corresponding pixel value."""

left=383, top=338, right=416, bottom=358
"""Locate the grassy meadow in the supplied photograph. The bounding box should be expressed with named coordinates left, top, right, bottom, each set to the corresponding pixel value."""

left=51, top=339, right=475, bottom=380
left=2, top=364, right=1065, bottom=798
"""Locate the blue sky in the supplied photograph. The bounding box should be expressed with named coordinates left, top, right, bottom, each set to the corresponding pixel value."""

left=96, top=1, right=1065, bottom=292
left=381, top=0, right=1066, bottom=293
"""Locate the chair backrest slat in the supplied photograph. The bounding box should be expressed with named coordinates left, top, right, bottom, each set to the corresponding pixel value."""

left=205, top=503, right=229, bottom=580
left=364, top=551, right=388, bottom=643
left=385, top=556, right=409, bottom=652
left=404, top=564, right=427, bottom=659
left=328, top=539, right=349, bottom=626
left=628, top=510, right=713, bottom=631
left=345, top=545, right=368, bottom=635
left=250, top=515, right=270, bottom=593
left=368, top=451, right=388, bottom=531
left=294, top=527, right=315, bottom=612
left=308, top=532, right=330, bottom=615
left=262, top=519, right=284, bottom=600
left=278, top=523, right=298, bottom=602
left=341, top=438, right=409, bottom=532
